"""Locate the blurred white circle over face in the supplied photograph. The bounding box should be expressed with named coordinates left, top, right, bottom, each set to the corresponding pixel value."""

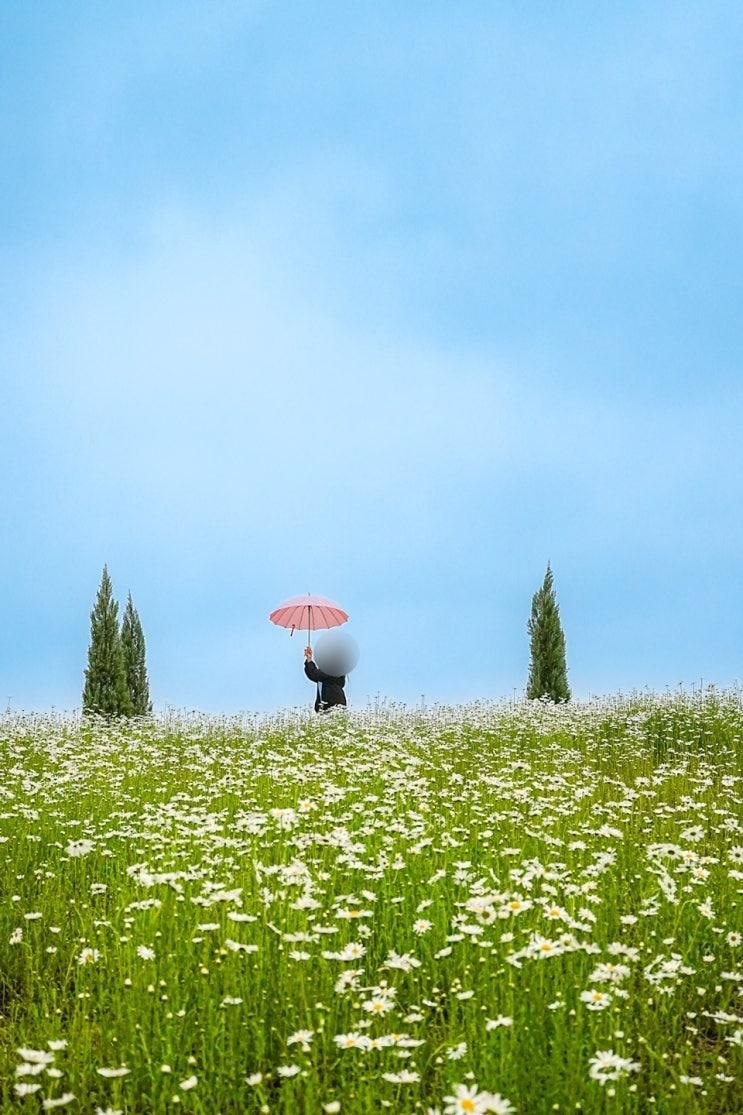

left=314, top=631, right=360, bottom=676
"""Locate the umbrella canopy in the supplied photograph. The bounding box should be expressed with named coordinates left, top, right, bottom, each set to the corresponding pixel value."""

left=269, top=593, right=349, bottom=640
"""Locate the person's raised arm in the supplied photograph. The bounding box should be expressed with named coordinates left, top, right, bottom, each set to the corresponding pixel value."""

left=304, top=658, right=321, bottom=681
left=304, top=646, right=333, bottom=682
left=304, top=645, right=323, bottom=682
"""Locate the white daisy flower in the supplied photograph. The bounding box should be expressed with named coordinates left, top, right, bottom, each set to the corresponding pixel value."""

left=16, top=1062, right=46, bottom=1077
left=481, top=1095, right=516, bottom=1114
left=77, top=947, right=100, bottom=965
left=66, top=839, right=95, bottom=857
left=224, top=939, right=259, bottom=953
left=383, top=950, right=421, bottom=971
left=287, top=1029, right=314, bottom=1047
left=339, top=942, right=366, bottom=960
left=588, top=1048, right=641, bottom=1084
left=362, top=991, right=396, bottom=1015
left=16, top=1048, right=55, bottom=1064
left=333, top=1032, right=370, bottom=1050
left=442, top=1083, right=490, bottom=1114
left=580, top=989, right=612, bottom=1010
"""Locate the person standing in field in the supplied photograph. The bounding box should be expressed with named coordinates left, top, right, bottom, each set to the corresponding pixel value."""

left=304, top=644, right=347, bottom=713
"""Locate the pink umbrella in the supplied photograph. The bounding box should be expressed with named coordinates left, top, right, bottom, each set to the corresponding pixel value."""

left=269, top=592, right=349, bottom=646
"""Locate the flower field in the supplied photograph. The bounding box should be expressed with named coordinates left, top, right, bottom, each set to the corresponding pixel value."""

left=1, top=691, right=742, bottom=1114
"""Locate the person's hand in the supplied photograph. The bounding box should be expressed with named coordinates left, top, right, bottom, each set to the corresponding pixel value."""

left=304, top=645, right=312, bottom=660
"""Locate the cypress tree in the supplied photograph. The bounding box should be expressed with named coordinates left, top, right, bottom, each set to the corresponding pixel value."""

left=121, top=592, right=152, bottom=715
left=526, top=561, right=571, bottom=702
left=82, top=565, right=132, bottom=716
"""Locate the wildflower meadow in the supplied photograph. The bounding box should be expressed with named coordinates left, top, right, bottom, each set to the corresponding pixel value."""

left=1, top=689, right=741, bottom=1113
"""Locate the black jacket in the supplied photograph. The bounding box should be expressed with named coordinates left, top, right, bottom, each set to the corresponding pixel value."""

left=304, top=659, right=347, bottom=712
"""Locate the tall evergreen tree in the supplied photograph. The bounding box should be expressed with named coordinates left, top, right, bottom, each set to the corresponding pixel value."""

left=82, top=565, right=132, bottom=716
left=526, top=561, right=571, bottom=702
left=121, top=593, right=152, bottom=715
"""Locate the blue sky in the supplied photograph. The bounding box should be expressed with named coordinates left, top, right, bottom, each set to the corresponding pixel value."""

left=2, top=1, right=742, bottom=713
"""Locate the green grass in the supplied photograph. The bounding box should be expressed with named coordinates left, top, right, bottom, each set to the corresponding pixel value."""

left=1, top=689, right=742, bottom=1114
